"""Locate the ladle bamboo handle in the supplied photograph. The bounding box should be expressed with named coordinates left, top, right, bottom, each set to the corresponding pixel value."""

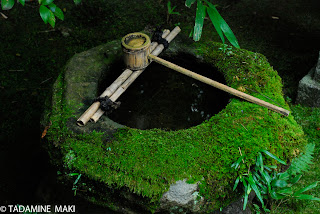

left=148, top=54, right=290, bottom=117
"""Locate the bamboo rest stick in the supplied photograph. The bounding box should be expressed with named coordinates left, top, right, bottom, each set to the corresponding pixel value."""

left=148, top=54, right=290, bottom=117
left=90, top=27, right=181, bottom=123
left=77, top=69, right=133, bottom=126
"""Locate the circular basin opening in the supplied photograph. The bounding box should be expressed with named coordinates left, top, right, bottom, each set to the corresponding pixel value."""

left=98, top=53, right=230, bottom=130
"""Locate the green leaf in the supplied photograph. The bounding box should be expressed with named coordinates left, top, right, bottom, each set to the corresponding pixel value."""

left=69, top=173, right=79, bottom=176
left=294, top=181, right=319, bottom=196
left=41, top=0, right=53, bottom=6
left=206, top=4, right=225, bottom=44
left=279, top=171, right=290, bottom=180
left=276, top=187, right=293, bottom=195
left=290, top=174, right=302, bottom=185
left=243, top=191, right=249, bottom=210
left=253, top=173, right=268, bottom=193
left=189, top=29, right=193, bottom=38
left=294, top=194, right=320, bottom=201
left=260, top=170, right=272, bottom=192
left=270, top=189, right=285, bottom=200
left=48, top=9, right=56, bottom=27
left=39, top=5, right=50, bottom=24
left=265, top=165, right=277, bottom=169
left=48, top=3, right=56, bottom=12
left=18, top=0, right=25, bottom=6
left=167, top=1, right=171, bottom=12
left=247, top=174, right=265, bottom=207
left=1, top=0, right=14, bottom=10
left=243, top=183, right=251, bottom=210
left=193, top=0, right=206, bottom=41
left=47, top=3, right=64, bottom=20
left=185, top=0, right=196, bottom=8
left=73, top=0, right=81, bottom=5
left=233, top=176, right=240, bottom=191
left=205, top=0, right=239, bottom=48
left=73, top=174, right=82, bottom=185
left=261, top=149, right=286, bottom=165
left=257, top=152, right=264, bottom=171
left=271, top=179, right=288, bottom=188
left=231, top=155, right=245, bottom=169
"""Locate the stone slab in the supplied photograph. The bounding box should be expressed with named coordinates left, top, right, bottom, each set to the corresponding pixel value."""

left=314, top=51, right=320, bottom=82
left=296, top=67, right=320, bottom=107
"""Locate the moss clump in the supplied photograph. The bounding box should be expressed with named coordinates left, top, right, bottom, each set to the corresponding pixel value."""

left=45, top=41, right=306, bottom=212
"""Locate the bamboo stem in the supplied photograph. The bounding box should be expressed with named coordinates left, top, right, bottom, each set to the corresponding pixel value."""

left=90, top=27, right=181, bottom=123
left=77, top=69, right=133, bottom=126
left=148, top=54, right=290, bottom=117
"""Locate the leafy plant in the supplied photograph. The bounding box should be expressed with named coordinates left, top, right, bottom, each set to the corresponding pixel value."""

left=1, top=0, right=81, bottom=28
left=185, top=0, right=239, bottom=48
left=167, top=1, right=180, bottom=24
left=69, top=172, right=82, bottom=196
left=232, top=144, right=319, bottom=212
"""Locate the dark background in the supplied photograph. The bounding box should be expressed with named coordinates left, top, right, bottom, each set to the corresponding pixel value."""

left=0, top=0, right=319, bottom=213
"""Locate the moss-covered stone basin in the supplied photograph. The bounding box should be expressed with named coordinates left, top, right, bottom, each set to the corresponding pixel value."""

left=43, top=35, right=305, bottom=213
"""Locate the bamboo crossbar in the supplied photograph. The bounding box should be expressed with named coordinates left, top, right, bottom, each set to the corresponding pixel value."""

left=148, top=54, right=290, bottom=117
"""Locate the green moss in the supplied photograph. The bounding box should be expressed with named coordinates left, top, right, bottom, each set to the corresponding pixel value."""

left=46, top=41, right=306, bottom=212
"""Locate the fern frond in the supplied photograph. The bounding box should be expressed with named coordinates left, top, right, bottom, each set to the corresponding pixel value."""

left=287, top=143, right=315, bottom=176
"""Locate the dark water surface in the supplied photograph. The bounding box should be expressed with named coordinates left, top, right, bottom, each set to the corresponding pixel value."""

left=102, top=54, right=230, bottom=130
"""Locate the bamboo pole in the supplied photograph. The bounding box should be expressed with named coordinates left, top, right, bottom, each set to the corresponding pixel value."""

left=77, top=69, right=133, bottom=126
left=90, top=27, right=181, bottom=123
left=90, top=70, right=144, bottom=122
left=148, top=54, right=290, bottom=117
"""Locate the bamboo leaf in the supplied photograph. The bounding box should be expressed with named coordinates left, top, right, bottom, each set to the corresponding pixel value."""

left=233, top=176, right=240, bottom=191
left=294, top=194, right=320, bottom=201
left=261, top=149, right=286, bottom=165
left=205, top=0, right=239, bottom=48
left=193, top=0, right=206, bottom=41
left=243, top=191, right=249, bottom=210
left=247, top=175, right=264, bottom=207
left=257, top=152, right=263, bottom=171
left=1, top=0, right=14, bottom=10
left=206, top=5, right=225, bottom=44
left=260, top=170, right=272, bottom=192
left=167, top=1, right=171, bottom=13
left=294, top=181, right=319, bottom=196
left=231, top=155, right=245, bottom=169
left=74, top=0, right=81, bottom=5
left=234, top=176, right=241, bottom=190
left=185, top=0, right=196, bottom=8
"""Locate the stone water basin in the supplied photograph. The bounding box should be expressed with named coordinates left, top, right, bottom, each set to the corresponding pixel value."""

left=42, top=34, right=305, bottom=213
